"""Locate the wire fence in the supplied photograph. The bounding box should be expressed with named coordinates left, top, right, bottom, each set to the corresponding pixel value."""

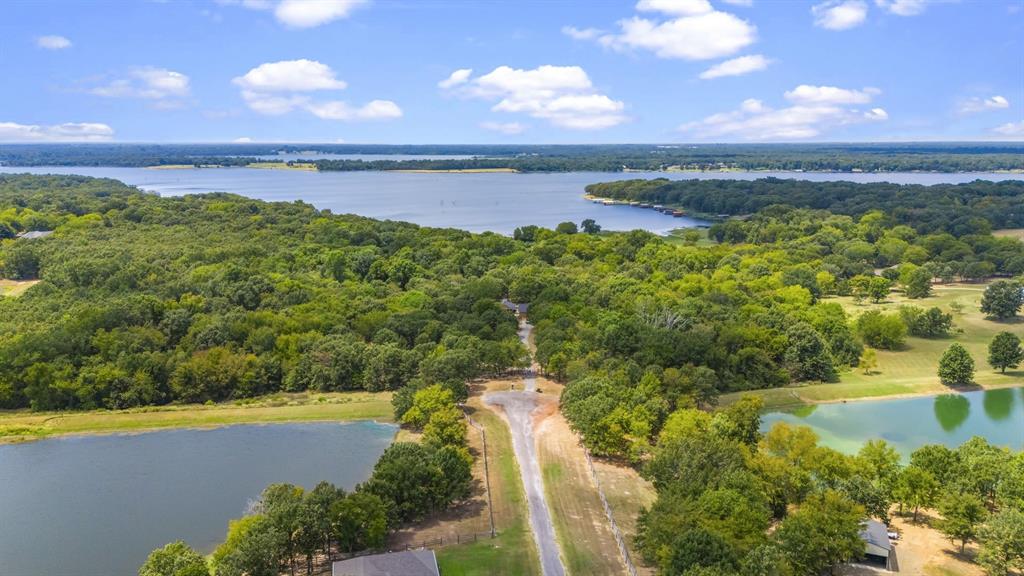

left=581, top=445, right=639, bottom=576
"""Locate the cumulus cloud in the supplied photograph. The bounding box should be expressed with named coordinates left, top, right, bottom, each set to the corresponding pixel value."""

left=438, top=69, right=472, bottom=89
left=679, top=84, right=887, bottom=140
left=875, top=0, right=927, bottom=16
left=88, top=67, right=191, bottom=108
left=233, top=137, right=254, bottom=143
left=958, top=95, right=1010, bottom=114
left=812, top=0, right=868, bottom=30
left=306, top=100, right=402, bottom=120
left=36, top=35, right=71, bottom=50
left=234, top=59, right=400, bottom=122
left=993, top=121, right=1024, bottom=137
left=784, top=84, right=878, bottom=104
left=441, top=65, right=628, bottom=130
left=220, top=0, right=366, bottom=28
left=233, top=59, right=347, bottom=92
left=480, top=121, right=527, bottom=135
left=561, top=26, right=603, bottom=40
left=0, top=121, right=114, bottom=142
left=699, top=54, right=771, bottom=79
left=569, top=0, right=756, bottom=61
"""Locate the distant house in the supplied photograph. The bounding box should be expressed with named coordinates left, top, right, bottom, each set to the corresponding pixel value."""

left=860, top=519, right=895, bottom=571
left=500, top=298, right=528, bottom=315
left=16, top=230, right=53, bottom=240
left=332, top=550, right=440, bottom=576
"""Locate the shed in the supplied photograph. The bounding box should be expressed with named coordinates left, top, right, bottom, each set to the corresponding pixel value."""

left=332, top=550, right=440, bottom=576
left=860, top=519, right=894, bottom=569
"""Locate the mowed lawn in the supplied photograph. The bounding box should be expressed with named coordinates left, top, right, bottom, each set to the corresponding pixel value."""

left=0, top=391, right=394, bottom=443
left=726, top=281, right=1024, bottom=408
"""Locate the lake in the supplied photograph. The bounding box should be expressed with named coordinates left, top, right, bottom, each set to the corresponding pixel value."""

left=2, top=166, right=1022, bottom=235
left=0, top=421, right=396, bottom=576
left=761, top=387, right=1024, bottom=459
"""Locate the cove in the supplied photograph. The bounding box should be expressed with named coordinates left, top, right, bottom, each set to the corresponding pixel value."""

left=0, top=421, right=396, bottom=576
left=760, top=387, right=1024, bottom=459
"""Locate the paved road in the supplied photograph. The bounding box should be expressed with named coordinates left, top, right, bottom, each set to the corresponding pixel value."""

left=484, top=318, right=566, bottom=576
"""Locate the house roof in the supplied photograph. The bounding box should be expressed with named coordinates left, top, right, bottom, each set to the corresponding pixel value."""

left=332, top=550, right=439, bottom=576
left=860, top=519, right=892, bottom=557
left=500, top=298, right=528, bottom=314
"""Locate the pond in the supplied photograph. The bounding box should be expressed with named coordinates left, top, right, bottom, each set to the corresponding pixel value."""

left=760, top=387, right=1024, bottom=459
left=2, top=166, right=1021, bottom=235
left=0, top=421, right=396, bottom=576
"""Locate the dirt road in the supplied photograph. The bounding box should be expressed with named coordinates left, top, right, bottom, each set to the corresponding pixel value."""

left=484, top=319, right=567, bottom=576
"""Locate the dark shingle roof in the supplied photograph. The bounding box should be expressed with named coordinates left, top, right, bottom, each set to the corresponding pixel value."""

left=332, top=550, right=439, bottom=576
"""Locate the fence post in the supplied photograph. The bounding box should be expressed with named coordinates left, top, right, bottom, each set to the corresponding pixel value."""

left=579, top=440, right=639, bottom=576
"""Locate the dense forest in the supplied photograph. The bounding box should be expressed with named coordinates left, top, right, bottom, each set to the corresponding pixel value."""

left=588, top=178, right=1024, bottom=232
left=0, top=174, right=528, bottom=411
left=1, top=142, right=1022, bottom=172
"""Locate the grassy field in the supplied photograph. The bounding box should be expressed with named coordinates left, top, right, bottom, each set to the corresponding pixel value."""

left=0, top=279, right=39, bottom=297
left=246, top=162, right=318, bottom=171
left=434, top=380, right=541, bottom=575
left=0, top=391, right=393, bottom=443
left=724, top=281, right=1024, bottom=409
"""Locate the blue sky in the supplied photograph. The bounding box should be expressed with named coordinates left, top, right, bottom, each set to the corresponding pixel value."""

left=1, top=0, right=1022, bottom=143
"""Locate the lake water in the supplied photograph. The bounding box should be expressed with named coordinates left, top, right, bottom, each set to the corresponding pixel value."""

left=3, top=166, right=1021, bottom=235
left=761, top=387, right=1024, bottom=459
left=0, top=421, right=395, bottom=576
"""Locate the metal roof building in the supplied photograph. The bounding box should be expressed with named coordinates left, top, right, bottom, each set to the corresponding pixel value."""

left=332, top=550, right=440, bottom=576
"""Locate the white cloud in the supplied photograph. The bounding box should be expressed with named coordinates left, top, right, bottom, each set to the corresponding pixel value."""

left=36, top=35, right=71, bottom=50
left=721, top=0, right=753, bottom=5
left=438, top=69, right=472, bottom=89
left=233, top=59, right=347, bottom=92
left=958, top=95, right=1010, bottom=114
left=875, top=0, right=927, bottom=16
left=599, top=10, right=757, bottom=60
left=680, top=84, right=887, bottom=140
left=812, top=0, right=868, bottom=30
left=0, top=121, right=114, bottom=142
left=235, top=59, right=399, bottom=122
left=699, top=54, right=771, bottom=79
left=442, top=65, right=628, bottom=130
left=480, top=121, right=527, bottom=135
left=784, top=84, right=878, bottom=104
left=569, top=2, right=755, bottom=60
left=306, top=99, right=402, bottom=120
left=561, top=26, right=603, bottom=40
left=993, top=121, right=1024, bottom=137
left=636, top=0, right=713, bottom=15
left=89, top=67, right=190, bottom=107
left=219, top=0, right=365, bottom=28
left=274, top=0, right=366, bottom=28
left=233, top=137, right=254, bottom=143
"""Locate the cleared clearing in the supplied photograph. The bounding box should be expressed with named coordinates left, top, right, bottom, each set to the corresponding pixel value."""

left=0, top=279, right=40, bottom=297
left=0, top=391, right=393, bottom=443
left=726, top=281, right=1024, bottom=408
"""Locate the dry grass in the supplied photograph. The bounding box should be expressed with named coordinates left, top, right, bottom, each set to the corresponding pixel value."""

left=0, top=279, right=40, bottom=297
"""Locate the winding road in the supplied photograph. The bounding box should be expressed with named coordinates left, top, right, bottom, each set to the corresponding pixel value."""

left=484, top=319, right=567, bottom=576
